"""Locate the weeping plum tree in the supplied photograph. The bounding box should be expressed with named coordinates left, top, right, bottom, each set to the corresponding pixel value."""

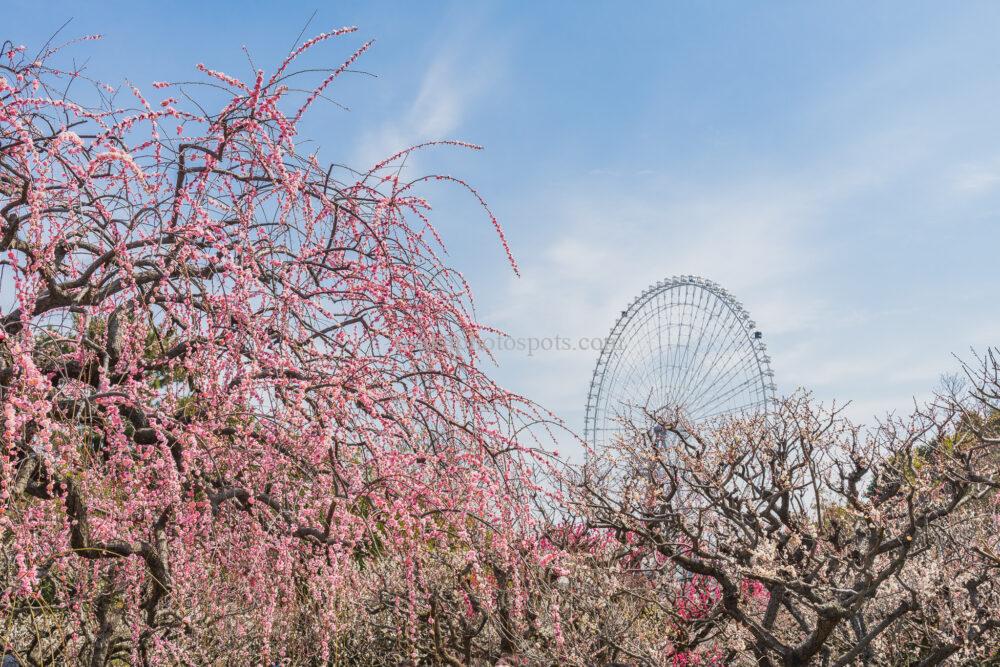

left=0, top=30, right=568, bottom=665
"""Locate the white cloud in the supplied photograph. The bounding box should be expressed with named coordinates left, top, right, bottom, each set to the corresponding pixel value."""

left=353, top=23, right=505, bottom=170
left=951, top=159, right=1000, bottom=194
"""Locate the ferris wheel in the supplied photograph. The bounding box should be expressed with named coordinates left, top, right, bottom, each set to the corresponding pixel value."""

left=584, top=276, right=775, bottom=447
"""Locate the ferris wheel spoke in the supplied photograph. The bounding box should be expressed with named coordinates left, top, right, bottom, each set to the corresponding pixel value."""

left=659, top=289, right=679, bottom=409
left=643, top=295, right=669, bottom=410
left=682, top=308, right=757, bottom=404
left=655, top=290, right=667, bottom=411
left=698, top=397, right=768, bottom=423
left=688, top=368, right=762, bottom=421
left=675, top=303, right=744, bottom=406
left=686, top=332, right=754, bottom=405
left=599, top=304, right=660, bottom=426
left=663, top=284, right=691, bottom=409
left=672, top=284, right=702, bottom=407
left=611, top=312, right=658, bottom=403
left=672, top=289, right=730, bottom=406
left=684, top=338, right=759, bottom=416
left=671, top=285, right=715, bottom=404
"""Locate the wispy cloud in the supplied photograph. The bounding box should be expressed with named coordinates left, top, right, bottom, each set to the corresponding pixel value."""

left=950, top=159, right=1000, bottom=194
left=353, top=18, right=506, bottom=170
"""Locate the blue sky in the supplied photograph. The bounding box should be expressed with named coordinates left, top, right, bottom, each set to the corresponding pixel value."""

left=8, top=2, right=1000, bottom=454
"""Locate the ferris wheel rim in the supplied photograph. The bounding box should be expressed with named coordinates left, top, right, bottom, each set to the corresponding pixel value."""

left=584, top=275, right=776, bottom=446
